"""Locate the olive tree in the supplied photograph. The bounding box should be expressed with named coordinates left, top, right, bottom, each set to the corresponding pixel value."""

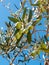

left=0, top=0, right=49, bottom=65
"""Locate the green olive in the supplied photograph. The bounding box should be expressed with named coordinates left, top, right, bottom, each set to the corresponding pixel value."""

left=16, top=22, right=22, bottom=29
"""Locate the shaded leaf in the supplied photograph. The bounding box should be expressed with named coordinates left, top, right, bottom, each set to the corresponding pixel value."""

left=28, top=9, right=32, bottom=22
left=14, top=29, right=19, bottom=35
left=14, top=4, right=19, bottom=9
left=8, top=17, right=19, bottom=23
left=22, top=7, right=27, bottom=21
left=44, top=35, right=48, bottom=42
left=38, top=23, right=42, bottom=25
left=5, top=22, right=11, bottom=27
left=27, top=31, right=32, bottom=43
left=31, top=4, right=40, bottom=6
left=7, top=54, right=10, bottom=59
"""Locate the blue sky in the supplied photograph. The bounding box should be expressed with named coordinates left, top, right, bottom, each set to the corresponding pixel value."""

left=0, top=0, right=20, bottom=30
left=0, top=0, right=46, bottom=65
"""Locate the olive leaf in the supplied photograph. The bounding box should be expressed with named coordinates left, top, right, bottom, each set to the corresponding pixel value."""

left=16, top=33, right=23, bottom=45
left=27, top=31, right=32, bottom=43
left=8, top=17, right=19, bottom=23
left=40, top=48, right=49, bottom=53
left=32, top=16, right=42, bottom=26
left=28, top=9, right=32, bottom=22
left=44, top=35, right=48, bottom=42
left=14, top=4, right=19, bottom=9
left=40, top=43, right=47, bottom=49
left=30, top=50, right=40, bottom=57
left=22, top=7, right=27, bottom=21
left=39, top=42, right=49, bottom=53
left=5, top=22, right=11, bottom=27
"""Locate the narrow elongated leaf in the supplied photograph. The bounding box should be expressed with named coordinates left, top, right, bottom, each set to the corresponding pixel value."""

left=15, top=32, right=22, bottom=40
left=16, top=33, right=23, bottom=45
left=7, top=54, right=10, bottom=59
left=5, top=22, right=11, bottom=27
left=22, top=7, right=27, bottom=20
left=40, top=48, right=49, bottom=53
left=28, top=9, right=32, bottom=22
left=14, top=29, right=19, bottom=35
left=30, top=50, right=40, bottom=57
left=44, top=35, right=48, bottom=42
left=40, top=43, right=47, bottom=49
left=32, top=16, right=42, bottom=26
left=31, top=4, right=40, bottom=6
left=30, top=51, right=36, bottom=57
left=29, top=0, right=39, bottom=6
left=8, top=17, right=19, bottom=23
left=27, top=31, right=32, bottom=43
left=14, top=4, right=19, bottom=9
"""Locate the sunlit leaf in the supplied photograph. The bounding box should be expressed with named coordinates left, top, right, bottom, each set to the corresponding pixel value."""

left=40, top=42, right=47, bottom=49
left=32, top=16, right=42, bottom=26
left=23, top=29, right=28, bottom=34
left=40, top=48, right=49, bottom=53
left=28, top=26, right=34, bottom=30
left=15, top=32, right=22, bottom=40
left=40, top=5, right=46, bottom=13
left=16, top=33, right=23, bottom=45
left=30, top=50, right=40, bottom=57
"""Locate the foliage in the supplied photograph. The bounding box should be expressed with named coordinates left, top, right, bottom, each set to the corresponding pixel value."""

left=0, top=0, right=49, bottom=65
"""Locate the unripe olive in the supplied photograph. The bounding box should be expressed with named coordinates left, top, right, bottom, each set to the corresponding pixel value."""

left=16, top=22, right=22, bottom=29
